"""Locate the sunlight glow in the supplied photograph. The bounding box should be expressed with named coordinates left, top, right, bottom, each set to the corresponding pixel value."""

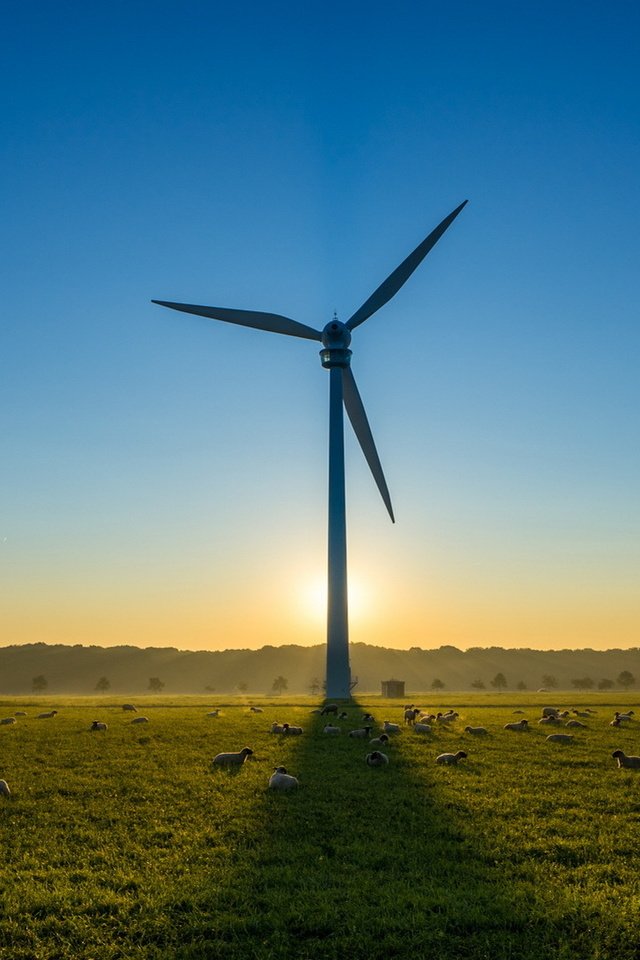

left=297, top=574, right=373, bottom=625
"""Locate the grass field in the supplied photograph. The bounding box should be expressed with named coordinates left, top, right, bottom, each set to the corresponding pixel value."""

left=1, top=693, right=640, bottom=959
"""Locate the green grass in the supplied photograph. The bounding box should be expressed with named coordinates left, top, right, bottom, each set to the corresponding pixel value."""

left=1, top=694, right=639, bottom=959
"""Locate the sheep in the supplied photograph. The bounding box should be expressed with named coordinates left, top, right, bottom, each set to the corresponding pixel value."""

left=366, top=751, right=389, bottom=767
left=541, top=707, right=560, bottom=718
left=435, top=712, right=455, bottom=725
left=0, top=780, right=10, bottom=798
left=270, top=722, right=285, bottom=734
left=90, top=720, right=108, bottom=731
left=249, top=706, right=263, bottom=713
left=442, top=710, right=459, bottom=720
left=282, top=723, right=303, bottom=735
left=612, top=750, right=640, bottom=770
left=436, top=751, right=467, bottom=765
left=320, top=704, right=338, bottom=716
left=348, top=726, right=372, bottom=738
left=610, top=718, right=623, bottom=727
left=122, top=704, right=137, bottom=712
left=14, top=711, right=27, bottom=717
left=36, top=711, right=58, bottom=719
left=538, top=716, right=562, bottom=725
left=383, top=721, right=401, bottom=734
left=546, top=734, right=574, bottom=744
left=572, top=710, right=590, bottom=718
left=369, top=733, right=389, bottom=747
left=0, top=717, right=16, bottom=725
left=419, top=712, right=435, bottom=722
left=268, top=766, right=299, bottom=789
left=323, top=724, right=341, bottom=734
left=362, top=713, right=375, bottom=723
left=614, top=711, right=634, bottom=722
left=338, top=711, right=349, bottom=720
left=566, top=720, right=587, bottom=729
left=504, top=719, right=529, bottom=731
left=619, top=710, right=635, bottom=719
left=464, top=725, right=488, bottom=735
left=212, top=747, right=253, bottom=766
left=414, top=722, right=433, bottom=734
left=404, top=708, right=420, bottom=725
left=129, top=716, right=149, bottom=724
left=207, top=709, right=220, bottom=717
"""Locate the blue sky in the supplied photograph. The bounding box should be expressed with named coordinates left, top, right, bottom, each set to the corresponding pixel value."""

left=2, top=1, right=639, bottom=651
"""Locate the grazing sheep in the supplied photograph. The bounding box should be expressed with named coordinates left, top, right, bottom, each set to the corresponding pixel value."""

left=0, top=717, right=16, bottom=725
left=338, top=711, right=348, bottom=720
left=573, top=710, right=590, bottom=718
left=282, top=723, right=303, bottom=735
left=362, top=713, right=375, bottom=723
left=369, top=733, right=389, bottom=747
left=435, top=712, right=455, bottom=725
left=504, top=719, right=529, bottom=731
left=249, top=706, right=263, bottom=713
left=268, top=766, right=299, bottom=789
left=122, top=704, right=137, bottom=712
left=436, top=751, right=467, bottom=765
left=610, top=718, right=623, bottom=727
left=464, top=725, right=488, bottom=735
left=270, top=722, right=285, bottom=734
left=348, top=726, right=372, bottom=738
left=614, top=712, right=634, bottom=722
left=546, top=734, right=574, bottom=744
left=541, top=707, right=560, bottom=718
left=212, top=747, right=254, bottom=766
left=366, top=751, right=389, bottom=767
left=566, top=720, right=587, bottom=729
left=383, top=721, right=401, bottom=734
left=414, top=722, right=433, bottom=734
left=14, top=711, right=27, bottom=717
left=320, top=704, right=338, bottom=716
left=539, top=716, right=563, bottom=726
left=442, top=710, right=459, bottom=719
left=0, top=780, right=10, bottom=798
left=129, top=716, right=149, bottom=724
left=207, top=709, right=220, bottom=717
left=36, top=711, right=58, bottom=719
left=612, top=750, right=640, bottom=770
left=90, top=720, right=108, bottom=731
left=323, top=724, right=341, bottom=734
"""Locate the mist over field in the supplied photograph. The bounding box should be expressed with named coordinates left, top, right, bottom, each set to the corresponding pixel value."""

left=1, top=642, right=638, bottom=696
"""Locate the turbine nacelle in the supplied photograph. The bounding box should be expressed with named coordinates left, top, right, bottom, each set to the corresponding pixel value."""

left=320, top=319, right=352, bottom=369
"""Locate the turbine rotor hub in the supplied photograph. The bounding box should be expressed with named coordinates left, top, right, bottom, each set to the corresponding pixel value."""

left=320, top=319, right=352, bottom=369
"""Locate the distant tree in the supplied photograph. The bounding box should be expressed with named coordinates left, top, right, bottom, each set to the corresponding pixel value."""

left=32, top=674, right=48, bottom=693
left=237, top=681, right=248, bottom=693
left=148, top=677, right=165, bottom=692
left=95, top=676, right=111, bottom=693
left=598, top=678, right=615, bottom=691
left=272, top=676, right=288, bottom=695
left=542, top=674, right=558, bottom=689
left=470, top=679, right=485, bottom=690
left=571, top=677, right=594, bottom=690
left=490, top=672, right=507, bottom=692
left=431, top=678, right=445, bottom=691
left=516, top=680, right=527, bottom=691
left=617, top=671, right=635, bottom=690
left=309, top=677, right=321, bottom=696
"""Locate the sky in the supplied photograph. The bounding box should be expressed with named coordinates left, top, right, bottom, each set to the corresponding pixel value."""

left=2, top=1, right=639, bottom=653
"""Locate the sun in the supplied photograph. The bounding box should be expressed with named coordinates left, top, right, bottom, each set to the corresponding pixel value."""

left=298, top=574, right=372, bottom=625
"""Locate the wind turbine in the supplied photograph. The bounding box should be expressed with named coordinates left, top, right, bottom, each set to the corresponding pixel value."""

left=153, top=200, right=467, bottom=698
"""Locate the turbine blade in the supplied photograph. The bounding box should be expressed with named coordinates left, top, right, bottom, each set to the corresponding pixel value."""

left=151, top=300, right=323, bottom=342
left=342, top=366, right=394, bottom=522
left=346, top=200, right=468, bottom=331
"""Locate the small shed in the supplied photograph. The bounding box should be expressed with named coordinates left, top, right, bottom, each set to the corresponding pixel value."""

left=381, top=679, right=405, bottom=698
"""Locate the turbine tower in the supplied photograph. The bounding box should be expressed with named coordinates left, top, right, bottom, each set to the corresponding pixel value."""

left=153, top=201, right=466, bottom=698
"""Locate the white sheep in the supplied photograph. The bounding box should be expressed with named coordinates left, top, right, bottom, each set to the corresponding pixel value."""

left=404, top=708, right=420, bottom=725
left=541, top=707, right=560, bottom=717
left=538, top=716, right=562, bottom=725
left=612, top=750, right=640, bottom=769
left=413, top=722, right=432, bottom=734
left=323, top=724, right=341, bottom=734
left=361, top=713, right=375, bottom=723
left=129, top=716, right=149, bottom=724
left=0, top=717, right=16, bottom=725
left=572, top=710, right=590, bottom=718
left=207, top=709, right=220, bottom=717
left=614, top=711, right=633, bottom=722
left=566, top=720, right=587, bottom=729
left=268, top=766, right=299, bottom=789
left=270, top=722, right=285, bottom=734
left=249, top=706, right=264, bottom=713
left=383, top=721, right=401, bottom=734
left=122, top=704, right=137, bottom=712
left=90, top=720, right=108, bottom=731
left=436, top=751, right=467, bottom=765
left=546, top=734, right=574, bottom=744
left=348, top=726, right=372, bottom=738
left=366, top=751, right=389, bottom=766
left=464, top=725, right=488, bottom=735
left=36, top=710, right=58, bottom=719
left=0, top=780, right=10, bottom=797
left=212, top=747, right=253, bottom=766
left=435, top=713, right=455, bottom=725
left=320, top=704, right=338, bottom=716
left=504, top=719, right=529, bottom=731
left=14, top=711, right=27, bottom=717
left=369, top=733, right=389, bottom=747
left=282, top=723, right=303, bottom=735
